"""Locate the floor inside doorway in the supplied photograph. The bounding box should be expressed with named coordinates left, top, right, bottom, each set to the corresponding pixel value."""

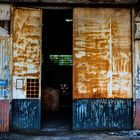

left=41, top=9, right=72, bottom=131
left=41, top=110, right=71, bottom=131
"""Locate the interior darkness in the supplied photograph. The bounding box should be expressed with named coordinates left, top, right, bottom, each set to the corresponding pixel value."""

left=41, top=10, right=72, bottom=131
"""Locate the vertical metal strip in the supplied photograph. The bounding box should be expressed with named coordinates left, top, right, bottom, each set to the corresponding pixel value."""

left=132, top=8, right=136, bottom=129
left=11, top=6, right=14, bottom=101
left=39, top=10, right=42, bottom=100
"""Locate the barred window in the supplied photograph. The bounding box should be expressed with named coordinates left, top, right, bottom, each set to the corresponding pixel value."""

left=26, top=79, right=39, bottom=98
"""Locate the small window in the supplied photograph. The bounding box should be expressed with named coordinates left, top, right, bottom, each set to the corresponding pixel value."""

left=26, top=79, right=39, bottom=98
left=49, top=55, right=72, bottom=66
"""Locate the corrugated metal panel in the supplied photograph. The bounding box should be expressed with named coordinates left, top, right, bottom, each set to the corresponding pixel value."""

left=0, top=37, right=11, bottom=99
left=0, top=100, right=10, bottom=132
left=12, top=7, right=42, bottom=99
left=73, top=99, right=133, bottom=130
left=12, top=99, right=40, bottom=130
left=136, top=99, right=140, bottom=129
left=73, top=8, right=132, bottom=99
left=0, top=4, right=10, bottom=20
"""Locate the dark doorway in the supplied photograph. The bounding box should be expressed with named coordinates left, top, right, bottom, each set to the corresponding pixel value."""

left=41, top=9, right=72, bottom=131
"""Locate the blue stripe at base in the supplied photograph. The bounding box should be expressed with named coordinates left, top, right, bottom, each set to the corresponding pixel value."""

left=11, top=99, right=40, bottom=131
left=73, top=99, right=133, bottom=130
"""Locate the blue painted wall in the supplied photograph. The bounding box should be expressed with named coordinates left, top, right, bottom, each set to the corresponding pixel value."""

left=11, top=99, right=40, bottom=130
left=73, top=99, right=133, bottom=130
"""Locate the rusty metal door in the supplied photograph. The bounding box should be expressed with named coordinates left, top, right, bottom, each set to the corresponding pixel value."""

left=73, top=8, right=133, bottom=130
left=0, top=4, right=11, bottom=132
left=11, top=7, right=42, bottom=131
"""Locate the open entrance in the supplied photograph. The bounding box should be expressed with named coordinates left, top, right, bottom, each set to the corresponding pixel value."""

left=41, top=9, right=73, bottom=131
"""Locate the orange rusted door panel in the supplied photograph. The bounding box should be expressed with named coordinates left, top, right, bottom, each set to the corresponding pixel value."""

left=12, top=7, right=42, bottom=99
left=73, top=8, right=132, bottom=99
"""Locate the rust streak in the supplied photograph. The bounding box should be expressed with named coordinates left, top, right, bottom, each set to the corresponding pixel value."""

left=73, top=8, right=132, bottom=99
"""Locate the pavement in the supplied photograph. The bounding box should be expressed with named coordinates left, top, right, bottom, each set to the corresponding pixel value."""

left=1, top=130, right=140, bottom=140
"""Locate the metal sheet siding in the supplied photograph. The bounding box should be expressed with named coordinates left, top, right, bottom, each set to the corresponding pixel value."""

left=73, top=99, right=133, bottom=130
left=12, top=99, right=40, bottom=130
left=0, top=4, right=10, bottom=20
left=12, top=7, right=42, bottom=99
left=73, top=8, right=132, bottom=99
left=0, top=100, right=10, bottom=132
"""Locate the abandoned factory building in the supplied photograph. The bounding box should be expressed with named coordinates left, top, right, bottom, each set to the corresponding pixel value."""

left=0, top=0, right=140, bottom=133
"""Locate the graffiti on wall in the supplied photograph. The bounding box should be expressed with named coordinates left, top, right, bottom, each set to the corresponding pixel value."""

left=73, top=8, right=132, bottom=99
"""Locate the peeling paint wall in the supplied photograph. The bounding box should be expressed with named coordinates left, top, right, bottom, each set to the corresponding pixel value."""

left=0, top=37, right=11, bottom=99
left=73, top=99, right=132, bottom=130
left=135, top=8, right=140, bottom=100
left=0, top=4, right=11, bottom=133
left=0, top=5, right=11, bottom=99
left=0, top=101, right=10, bottom=132
left=135, top=41, right=140, bottom=99
left=135, top=8, right=140, bottom=130
left=12, top=99, right=40, bottom=130
left=12, top=7, right=42, bottom=99
left=73, top=8, right=132, bottom=99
